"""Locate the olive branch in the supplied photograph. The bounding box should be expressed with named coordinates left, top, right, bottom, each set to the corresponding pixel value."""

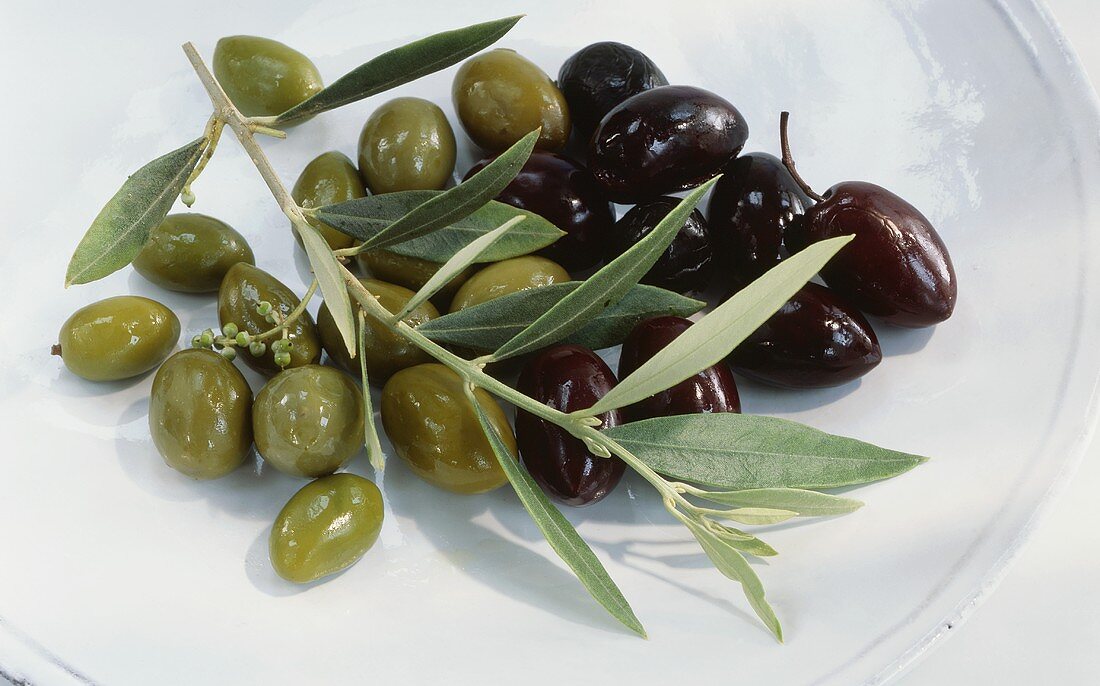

left=62, top=17, right=927, bottom=641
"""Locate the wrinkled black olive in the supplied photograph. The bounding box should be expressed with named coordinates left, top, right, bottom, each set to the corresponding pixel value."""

left=604, top=197, right=712, bottom=293
left=558, top=41, right=667, bottom=141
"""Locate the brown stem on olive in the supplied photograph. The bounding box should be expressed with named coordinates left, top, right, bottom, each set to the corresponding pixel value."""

left=779, top=111, right=824, bottom=203
left=51, top=344, right=62, bottom=357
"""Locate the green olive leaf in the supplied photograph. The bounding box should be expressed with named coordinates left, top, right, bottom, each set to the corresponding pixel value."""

left=692, top=488, right=863, bottom=516
left=274, top=16, right=523, bottom=124
left=318, top=192, right=563, bottom=263
left=395, top=216, right=523, bottom=320
left=703, top=507, right=798, bottom=526
left=466, top=388, right=647, bottom=639
left=415, top=282, right=705, bottom=352
left=683, top=518, right=783, bottom=642
left=323, top=129, right=541, bottom=254
left=707, top=523, right=779, bottom=557
left=358, top=310, right=385, bottom=471
left=490, top=178, right=719, bottom=361
left=602, top=414, right=928, bottom=490
left=580, top=235, right=854, bottom=417
left=65, top=137, right=206, bottom=286
left=298, top=219, right=356, bottom=357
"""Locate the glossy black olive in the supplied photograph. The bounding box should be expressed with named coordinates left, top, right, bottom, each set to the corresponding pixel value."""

left=707, top=152, right=814, bottom=288
left=589, top=85, right=748, bottom=203
left=788, top=181, right=957, bottom=328
left=515, top=345, right=625, bottom=506
left=557, top=41, right=667, bottom=142
left=728, top=283, right=882, bottom=388
left=604, top=197, right=713, bottom=293
left=619, top=316, right=740, bottom=421
left=464, top=152, right=614, bottom=271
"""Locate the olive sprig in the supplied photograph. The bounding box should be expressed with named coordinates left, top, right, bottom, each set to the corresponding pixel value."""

left=64, top=17, right=929, bottom=642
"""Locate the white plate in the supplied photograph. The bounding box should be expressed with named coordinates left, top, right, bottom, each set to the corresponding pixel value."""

left=2, top=1, right=1099, bottom=684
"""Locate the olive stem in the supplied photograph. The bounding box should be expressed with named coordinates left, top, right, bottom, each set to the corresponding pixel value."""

left=253, top=278, right=319, bottom=343
left=246, top=121, right=288, bottom=139
left=779, top=111, right=825, bottom=203
left=181, top=115, right=224, bottom=207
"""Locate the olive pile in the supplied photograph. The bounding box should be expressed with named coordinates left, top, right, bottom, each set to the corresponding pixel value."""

left=55, top=35, right=957, bottom=581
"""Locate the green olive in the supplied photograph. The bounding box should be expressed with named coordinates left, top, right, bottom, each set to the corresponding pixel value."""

left=381, top=364, right=510, bottom=494
left=57, top=296, right=180, bottom=381
left=133, top=213, right=255, bottom=293
left=452, top=49, right=571, bottom=152
left=270, top=473, right=384, bottom=583
left=450, top=256, right=570, bottom=312
left=213, top=35, right=323, bottom=118
left=218, top=263, right=322, bottom=375
left=253, top=365, right=363, bottom=478
left=357, top=97, right=457, bottom=193
left=317, top=278, right=438, bottom=383
left=291, top=151, right=366, bottom=251
left=149, top=349, right=253, bottom=479
left=355, top=249, right=473, bottom=310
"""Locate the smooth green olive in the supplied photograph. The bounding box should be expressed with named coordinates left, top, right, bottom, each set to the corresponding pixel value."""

left=291, top=151, right=365, bottom=251
left=381, top=364, right=511, bottom=494
left=355, top=249, right=473, bottom=310
left=213, top=35, right=323, bottom=118
left=133, top=213, right=255, bottom=293
left=58, top=296, right=180, bottom=381
left=450, top=256, right=570, bottom=312
left=270, top=473, right=384, bottom=583
left=452, top=49, right=571, bottom=152
left=317, top=278, right=438, bottom=383
left=218, top=263, right=321, bottom=375
left=357, top=97, right=457, bottom=193
left=253, top=365, right=363, bottom=478
left=149, top=349, right=253, bottom=479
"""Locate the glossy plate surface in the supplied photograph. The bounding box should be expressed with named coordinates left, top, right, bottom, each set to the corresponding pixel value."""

left=2, top=0, right=1099, bottom=683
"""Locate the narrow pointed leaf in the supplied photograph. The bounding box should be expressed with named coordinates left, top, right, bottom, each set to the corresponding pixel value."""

left=416, top=282, right=704, bottom=351
left=65, top=137, right=205, bottom=286
left=582, top=235, right=854, bottom=416
left=358, top=310, right=385, bottom=471
left=491, top=178, right=719, bottom=361
left=274, top=16, right=523, bottom=124
left=711, top=507, right=798, bottom=526
left=695, top=488, right=863, bottom=516
left=299, top=220, right=356, bottom=356
left=709, top=524, right=779, bottom=557
left=395, top=216, right=522, bottom=320
left=318, top=193, right=564, bottom=263
left=602, top=414, right=927, bottom=490
left=467, top=389, right=646, bottom=638
left=352, top=129, right=539, bottom=252
left=685, top=520, right=783, bottom=641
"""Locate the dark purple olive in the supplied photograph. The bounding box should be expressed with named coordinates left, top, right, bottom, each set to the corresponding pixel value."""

left=557, top=41, right=668, bottom=142
left=618, top=316, right=740, bottom=421
left=604, top=197, right=713, bottom=293
left=515, top=345, right=625, bottom=506
left=707, top=152, right=813, bottom=288
left=589, top=85, right=749, bottom=203
left=788, top=181, right=957, bottom=327
left=464, top=152, right=614, bottom=271
left=728, top=283, right=881, bottom=388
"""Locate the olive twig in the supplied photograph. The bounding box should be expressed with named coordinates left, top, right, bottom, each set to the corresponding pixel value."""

left=779, top=111, right=825, bottom=202
left=181, top=114, right=225, bottom=207
left=252, top=278, right=319, bottom=343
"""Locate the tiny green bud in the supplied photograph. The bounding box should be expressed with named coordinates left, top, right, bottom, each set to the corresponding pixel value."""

left=235, top=331, right=251, bottom=347
left=191, top=335, right=202, bottom=348
left=181, top=188, right=196, bottom=207
left=249, top=341, right=267, bottom=357
left=257, top=301, right=273, bottom=316
left=222, top=323, right=239, bottom=339
left=264, top=314, right=277, bottom=324
left=199, top=330, right=214, bottom=347
left=220, top=347, right=237, bottom=361
left=271, top=339, right=288, bottom=354
left=274, top=352, right=291, bottom=368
